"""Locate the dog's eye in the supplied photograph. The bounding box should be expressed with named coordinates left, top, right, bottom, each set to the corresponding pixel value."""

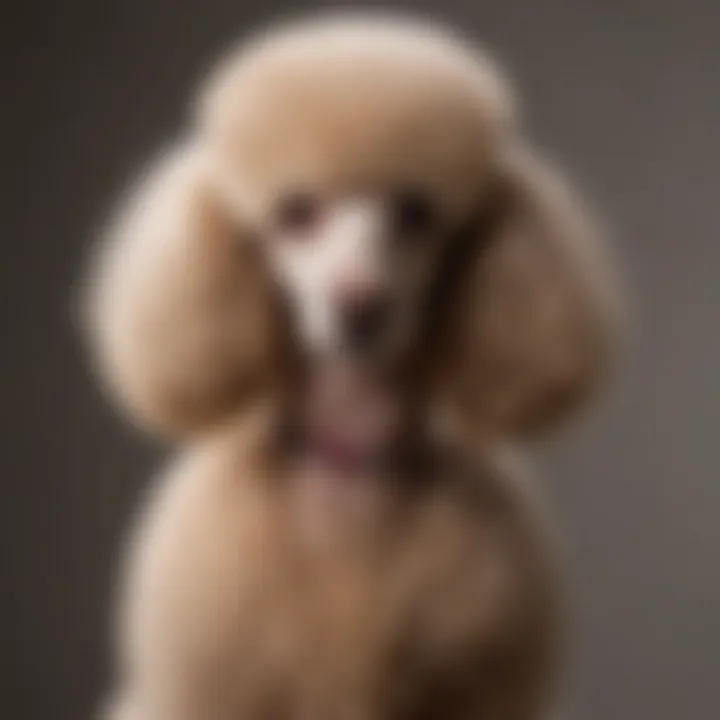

left=391, top=189, right=437, bottom=236
left=275, top=192, right=321, bottom=235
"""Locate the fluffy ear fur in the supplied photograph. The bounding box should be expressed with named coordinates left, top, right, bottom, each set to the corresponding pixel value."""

left=431, top=146, right=615, bottom=439
left=86, top=144, right=280, bottom=436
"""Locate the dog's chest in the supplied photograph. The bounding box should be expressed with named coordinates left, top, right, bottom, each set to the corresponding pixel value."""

left=136, top=444, right=554, bottom=720
left=209, top=475, right=514, bottom=718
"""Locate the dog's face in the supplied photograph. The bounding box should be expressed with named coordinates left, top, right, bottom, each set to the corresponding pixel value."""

left=202, top=20, right=510, bottom=371
left=89, top=17, right=613, bottom=436
left=260, top=189, right=443, bottom=365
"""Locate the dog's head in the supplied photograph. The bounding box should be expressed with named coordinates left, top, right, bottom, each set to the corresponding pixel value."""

left=87, top=16, right=614, bottom=440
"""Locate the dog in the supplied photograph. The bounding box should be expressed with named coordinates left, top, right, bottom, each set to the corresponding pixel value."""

left=87, top=14, right=614, bottom=720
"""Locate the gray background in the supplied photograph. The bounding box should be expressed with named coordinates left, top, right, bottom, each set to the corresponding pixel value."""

left=3, top=1, right=719, bottom=719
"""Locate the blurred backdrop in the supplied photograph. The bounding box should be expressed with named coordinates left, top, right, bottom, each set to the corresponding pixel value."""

left=3, top=1, right=719, bottom=719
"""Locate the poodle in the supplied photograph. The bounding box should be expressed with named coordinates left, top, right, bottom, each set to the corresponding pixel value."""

left=86, top=15, right=614, bottom=720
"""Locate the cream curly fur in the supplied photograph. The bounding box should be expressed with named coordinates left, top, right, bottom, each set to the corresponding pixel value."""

left=87, top=15, right=614, bottom=720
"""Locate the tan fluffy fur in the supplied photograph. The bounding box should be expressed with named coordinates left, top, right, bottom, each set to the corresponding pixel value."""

left=87, top=15, right=614, bottom=720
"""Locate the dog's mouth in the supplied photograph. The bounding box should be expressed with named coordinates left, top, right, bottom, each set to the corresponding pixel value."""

left=296, top=359, right=404, bottom=475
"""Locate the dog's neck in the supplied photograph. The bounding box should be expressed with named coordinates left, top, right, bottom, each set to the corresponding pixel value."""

left=290, top=359, right=408, bottom=477
left=274, top=358, right=429, bottom=549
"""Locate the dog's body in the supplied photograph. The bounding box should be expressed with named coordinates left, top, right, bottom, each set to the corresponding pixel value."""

left=88, top=15, right=614, bottom=720
left=111, top=416, right=556, bottom=720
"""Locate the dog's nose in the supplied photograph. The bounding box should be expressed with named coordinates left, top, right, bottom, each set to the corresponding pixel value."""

left=339, top=292, right=391, bottom=352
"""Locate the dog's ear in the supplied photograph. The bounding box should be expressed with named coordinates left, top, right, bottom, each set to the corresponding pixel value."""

left=430, top=145, right=616, bottom=440
left=85, top=143, right=280, bottom=437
